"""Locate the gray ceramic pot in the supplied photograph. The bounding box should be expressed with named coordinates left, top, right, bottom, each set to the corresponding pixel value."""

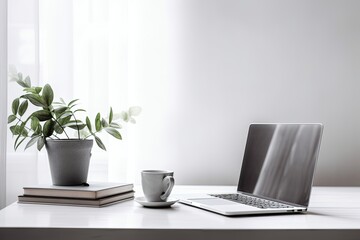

left=45, top=139, right=93, bottom=186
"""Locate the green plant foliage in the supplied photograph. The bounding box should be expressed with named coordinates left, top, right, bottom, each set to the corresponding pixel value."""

left=32, top=110, right=52, bottom=121
left=95, top=135, right=106, bottom=150
left=12, top=98, right=20, bottom=115
left=8, top=115, right=17, bottom=124
left=109, top=107, right=113, bottom=123
left=86, top=117, right=92, bottom=132
left=23, top=94, right=47, bottom=107
left=30, top=117, right=40, bottom=131
left=105, top=128, right=122, bottom=140
left=95, top=113, right=101, bottom=132
left=18, top=100, right=28, bottom=116
left=37, top=137, right=45, bottom=151
left=8, top=69, right=141, bottom=151
left=43, top=120, right=55, bottom=137
left=25, top=136, right=40, bottom=150
left=42, top=84, right=54, bottom=106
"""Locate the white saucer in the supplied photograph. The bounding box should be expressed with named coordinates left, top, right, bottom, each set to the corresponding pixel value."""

left=135, top=197, right=178, bottom=208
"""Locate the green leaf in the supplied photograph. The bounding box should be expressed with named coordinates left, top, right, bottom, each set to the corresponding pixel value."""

left=63, top=120, right=85, bottom=130
left=95, top=113, right=101, bottom=132
left=120, top=111, right=129, bottom=122
left=101, top=118, right=109, bottom=128
left=34, top=124, right=42, bottom=135
left=57, top=111, right=73, bottom=119
left=35, top=87, right=42, bottom=94
left=12, top=98, right=20, bottom=115
left=8, top=115, right=17, bottom=123
left=32, top=110, right=52, bottom=121
left=109, top=122, right=122, bottom=129
left=86, top=117, right=92, bottom=132
left=18, top=121, right=26, bottom=135
left=95, top=135, right=106, bottom=150
left=67, top=119, right=82, bottom=124
left=24, top=76, right=31, bottom=88
left=67, top=124, right=86, bottom=130
left=13, top=125, right=23, bottom=135
left=58, top=115, right=71, bottom=125
left=52, top=101, right=65, bottom=105
left=14, top=121, right=28, bottom=150
left=21, top=128, right=28, bottom=137
left=105, top=128, right=122, bottom=140
left=43, top=120, right=55, bottom=137
left=37, top=137, right=45, bottom=151
left=23, top=88, right=37, bottom=94
left=68, top=99, right=79, bottom=107
left=74, top=109, right=86, bottom=113
left=129, top=106, right=142, bottom=116
left=16, top=79, right=28, bottom=88
left=18, top=100, right=28, bottom=116
left=10, top=125, right=18, bottom=135
left=15, top=136, right=27, bottom=150
left=54, top=123, right=64, bottom=134
left=25, top=136, right=40, bottom=150
left=42, top=84, right=54, bottom=106
left=69, top=105, right=79, bottom=110
left=109, top=107, right=113, bottom=123
left=53, top=106, right=68, bottom=115
left=23, top=87, right=42, bottom=94
left=31, top=117, right=40, bottom=131
left=23, top=94, right=47, bottom=107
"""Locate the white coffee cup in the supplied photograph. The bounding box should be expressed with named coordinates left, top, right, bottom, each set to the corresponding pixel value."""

left=141, top=170, right=175, bottom=202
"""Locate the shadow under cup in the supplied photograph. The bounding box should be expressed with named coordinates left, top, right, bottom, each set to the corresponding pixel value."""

left=141, top=170, right=175, bottom=202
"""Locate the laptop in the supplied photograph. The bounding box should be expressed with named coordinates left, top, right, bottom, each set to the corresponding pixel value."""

left=179, top=123, right=323, bottom=216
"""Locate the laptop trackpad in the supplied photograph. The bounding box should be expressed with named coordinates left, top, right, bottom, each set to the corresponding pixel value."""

left=190, top=198, right=242, bottom=206
left=189, top=198, right=259, bottom=212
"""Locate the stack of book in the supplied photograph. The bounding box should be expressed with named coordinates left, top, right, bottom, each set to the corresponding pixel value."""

left=18, top=182, right=134, bottom=207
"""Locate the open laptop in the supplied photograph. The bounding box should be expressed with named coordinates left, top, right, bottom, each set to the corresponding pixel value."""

left=179, top=123, right=323, bottom=216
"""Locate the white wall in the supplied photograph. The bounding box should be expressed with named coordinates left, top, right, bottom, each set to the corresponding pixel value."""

left=5, top=0, right=360, bottom=190
left=0, top=0, right=8, bottom=209
left=129, top=0, right=360, bottom=186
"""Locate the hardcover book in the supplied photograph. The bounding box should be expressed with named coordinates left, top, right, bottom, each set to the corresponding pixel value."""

left=18, top=191, right=135, bottom=207
left=23, top=182, right=134, bottom=199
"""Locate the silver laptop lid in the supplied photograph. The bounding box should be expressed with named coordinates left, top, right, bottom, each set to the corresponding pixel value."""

left=237, top=124, right=323, bottom=207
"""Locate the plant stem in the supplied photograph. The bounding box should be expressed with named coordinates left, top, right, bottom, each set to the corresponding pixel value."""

left=52, top=134, right=61, bottom=140
left=15, top=117, right=34, bottom=134
left=71, top=113, right=80, bottom=139
left=84, top=130, right=101, bottom=139
left=52, top=117, right=70, bottom=139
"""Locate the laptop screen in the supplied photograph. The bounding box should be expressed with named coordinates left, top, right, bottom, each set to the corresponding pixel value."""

left=237, top=124, right=323, bottom=207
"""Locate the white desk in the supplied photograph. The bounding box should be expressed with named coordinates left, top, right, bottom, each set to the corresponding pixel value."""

left=0, top=186, right=359, bottom=240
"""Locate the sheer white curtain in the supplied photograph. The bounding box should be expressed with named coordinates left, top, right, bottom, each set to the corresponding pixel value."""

left=38, top=0, right=131, bottom=183
left=6, top=0, right=139, bottom=205
left=0, top=0, right=8, bottom=209
left=7, top=0, right=178, bottom=205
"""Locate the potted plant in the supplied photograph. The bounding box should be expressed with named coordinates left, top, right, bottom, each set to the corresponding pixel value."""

left=7, top=68, right=141, bottom=186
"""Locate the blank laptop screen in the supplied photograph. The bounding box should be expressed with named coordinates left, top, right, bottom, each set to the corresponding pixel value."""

left=237, top=124, right=323, bottom=207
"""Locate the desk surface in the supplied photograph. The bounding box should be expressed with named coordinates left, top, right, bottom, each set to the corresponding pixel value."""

left=0, top=186, right=360, bottom=240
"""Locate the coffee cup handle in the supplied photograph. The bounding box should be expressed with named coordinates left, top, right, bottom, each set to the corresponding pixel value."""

left=160, top=176, right=175, bottom=201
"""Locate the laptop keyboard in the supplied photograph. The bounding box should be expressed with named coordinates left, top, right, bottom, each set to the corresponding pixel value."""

left=210, top=194, right=293, bottom=209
